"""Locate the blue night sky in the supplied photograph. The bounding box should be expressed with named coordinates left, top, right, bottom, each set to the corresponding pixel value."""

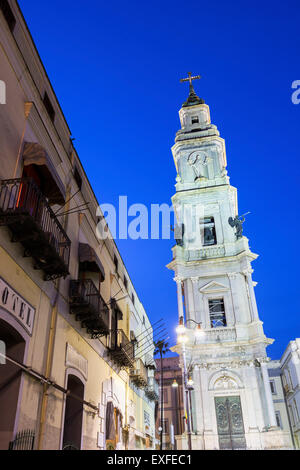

left=19, top=0, right=300, bottom=359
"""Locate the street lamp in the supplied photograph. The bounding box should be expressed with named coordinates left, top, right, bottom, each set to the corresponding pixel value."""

left=176, top=317, right=205, bottom=339
left=195, top=323, right=205, bottom=339
left=176, top=316, right=204, bottom=451
left=154, top=339, right=170, bottom=451
left=178, top=333, right=188, bottom=344
left=172, top=379, right=179, bottom=388
left=187, top=376, right=194, bottom=388
left=176, top=316, right=186, bottom=335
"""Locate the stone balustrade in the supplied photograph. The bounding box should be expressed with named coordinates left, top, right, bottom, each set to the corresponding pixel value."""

left=185, top=245, right=226, bottom=261
left=198, top=327, right=237, bottom=343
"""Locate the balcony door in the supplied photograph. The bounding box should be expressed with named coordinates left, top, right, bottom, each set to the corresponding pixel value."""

left=22, top=165, right=41, bottom=187
left=110, top=307, right=118, bottom=350
left=215, top=396, right=246, bottom=450
left=105, top=402, right=123, bottom=450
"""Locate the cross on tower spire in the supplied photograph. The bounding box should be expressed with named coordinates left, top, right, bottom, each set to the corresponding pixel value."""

left=180, top=71, right=204, bottom=107
left=180, top=72, right=201, bottom=88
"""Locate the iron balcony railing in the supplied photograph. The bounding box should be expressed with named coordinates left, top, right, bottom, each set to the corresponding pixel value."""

left=109, top=329, right=134, bottom=368
left=69, top=279, right=109, bottom=338
left=130, top=358, right=148, bottom=388
left=145, top=376, right=159, bottom=401
left=9, top=430, right=35, bottom=450
left=0, top=178, right=70, bottom=280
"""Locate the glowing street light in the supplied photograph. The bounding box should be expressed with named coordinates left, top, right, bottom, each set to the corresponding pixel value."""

left=176, top=317, right=186, bottom=335
left=176, top=316, right=205, bottom=341
left=187, top=376, right=194, bottom=388
left=195, top=323, right=205, bottom=339
left=178, top=333, right=188, bottom=344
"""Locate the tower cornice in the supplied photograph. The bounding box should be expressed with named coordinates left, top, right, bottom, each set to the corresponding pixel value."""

left=167, top=242, right=259, bottom=272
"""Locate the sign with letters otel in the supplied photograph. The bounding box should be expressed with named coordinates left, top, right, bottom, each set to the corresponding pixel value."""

left=0, top=277, right=35, bottom=335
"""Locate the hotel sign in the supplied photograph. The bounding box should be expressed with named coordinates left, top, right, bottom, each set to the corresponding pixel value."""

left=0, top=277, right=35, bottom=335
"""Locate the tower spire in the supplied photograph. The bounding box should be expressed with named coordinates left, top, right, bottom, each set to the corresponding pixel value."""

left=180, top=72, right=205, bottom=107
left=167, top=80, right=289, bottom=451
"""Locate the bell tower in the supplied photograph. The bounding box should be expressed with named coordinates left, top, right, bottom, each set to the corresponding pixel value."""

left=168, top=74, right=291, bottom=450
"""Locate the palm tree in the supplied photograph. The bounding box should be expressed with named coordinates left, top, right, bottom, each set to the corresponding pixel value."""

left=154, top=339, right=170, bottom=450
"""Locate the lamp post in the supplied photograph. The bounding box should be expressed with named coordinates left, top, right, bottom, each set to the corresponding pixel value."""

left=170, top=379, right=178, bottom=450
left=176, top=316, right=204, bottom=451
left=154, top=339, right=170, bottom=451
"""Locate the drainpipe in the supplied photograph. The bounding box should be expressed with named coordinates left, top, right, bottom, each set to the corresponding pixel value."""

left=125, top=379, right=129, bottom=450
left=37, top=281, right=61, bottom=450
left=37, top=183, right=72, bottom=450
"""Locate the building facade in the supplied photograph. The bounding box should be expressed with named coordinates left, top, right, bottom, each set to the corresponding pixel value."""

left=280, top=339, right=300, bottom=449
left=167, top=78, right=293, bottom=449
left=0, top=0, right=156, bottom=450
left=267, top=360, right=293, bottom=442
left=155, top=356, right=184, bottom=449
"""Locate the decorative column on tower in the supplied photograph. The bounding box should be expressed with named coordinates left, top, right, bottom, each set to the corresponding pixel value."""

left=167, top=73, right=292, bottom=450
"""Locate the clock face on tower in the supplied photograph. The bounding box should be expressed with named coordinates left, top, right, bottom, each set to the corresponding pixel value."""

left=188, top=151, right=208, bottom=166
left=186, top=151, right=209, bottom=181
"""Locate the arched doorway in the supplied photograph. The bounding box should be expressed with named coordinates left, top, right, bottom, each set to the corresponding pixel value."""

left=62, top=374, right=84, bottom=450
left=0, top=318, right=26, bottom=450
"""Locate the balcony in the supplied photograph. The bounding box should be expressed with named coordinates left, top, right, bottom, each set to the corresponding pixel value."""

left=0, top=178, right=70, bottom=280
left=109, top=329, right=134, bottom=368
left=130, top=358, right=148, bottom=388
left=185, top=244, right=226, bottom=261
left=145, top=377, right=159, bottom=401
left=172, top=244, right=226, bottom=262
left=69, top=279, right=109, bottom=339
left=197, top=327, right=237, bottom=344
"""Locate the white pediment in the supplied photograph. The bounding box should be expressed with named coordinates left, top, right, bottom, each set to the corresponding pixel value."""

left=65, top=343, right=88, bottom=380
left=199, top=280, right=229, bottom=293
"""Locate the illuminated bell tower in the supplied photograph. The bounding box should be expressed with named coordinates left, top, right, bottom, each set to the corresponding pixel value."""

left=167, top=73, right=291, bottom=450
